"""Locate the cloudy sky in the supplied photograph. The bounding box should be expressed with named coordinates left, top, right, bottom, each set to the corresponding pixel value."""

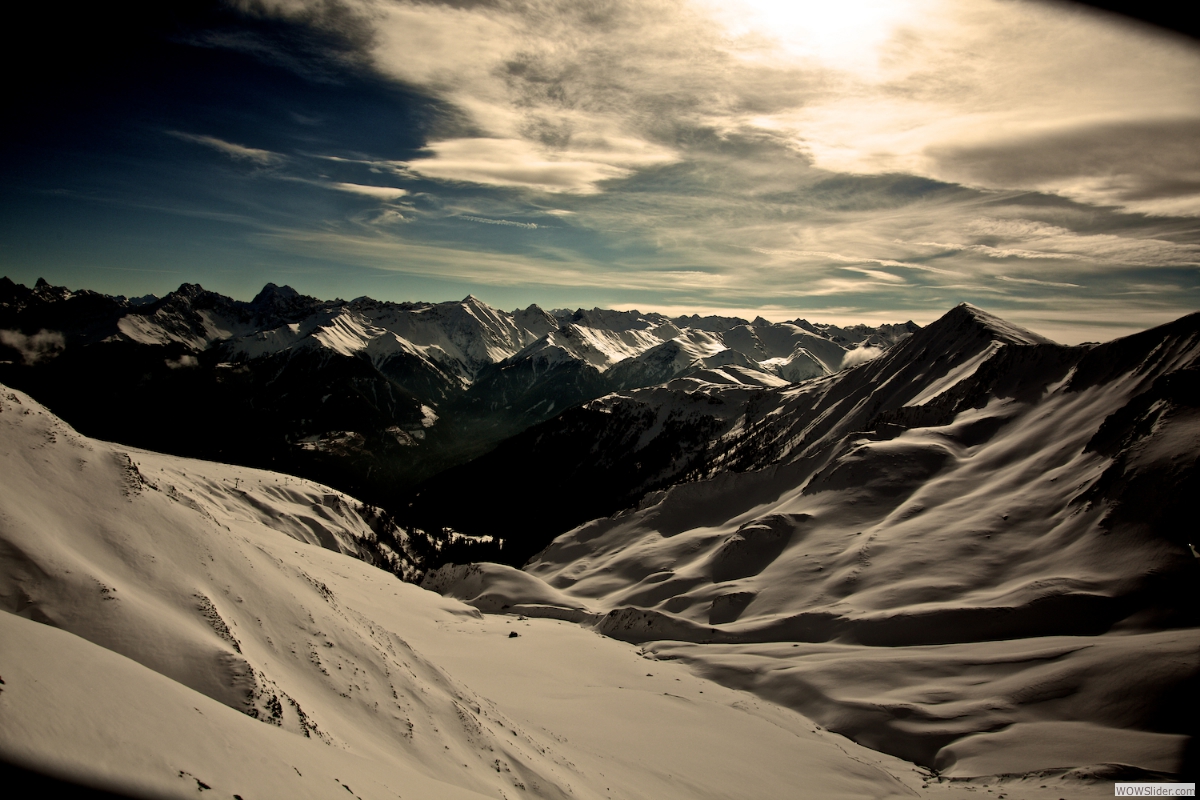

left=2, top=0, right=1198, bottom=341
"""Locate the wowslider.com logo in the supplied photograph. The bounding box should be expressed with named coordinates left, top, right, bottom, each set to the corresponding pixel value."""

left=1114, top=785, right=1195, bottom=797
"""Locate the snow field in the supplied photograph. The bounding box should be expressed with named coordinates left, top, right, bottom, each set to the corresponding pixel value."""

left=1, top=384, right=1000, bottom=799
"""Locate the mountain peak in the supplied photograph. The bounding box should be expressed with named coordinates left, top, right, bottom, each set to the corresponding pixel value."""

left=251, top=283, right=300, bottom=305
left=460, top=294, right=502, bottom=315
left=938, top=303, right=1054, bottom=346
left=31, top=278, right=72, bottom=301
left=173, top=282, right=206, bottom=299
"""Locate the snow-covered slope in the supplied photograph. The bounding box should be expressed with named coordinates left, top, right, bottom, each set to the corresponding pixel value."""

left=117, top=282, right=322, bottom=350
left=606, top=330, right=759, bottom=390
left=422, top=306, right=1200, bottom=780
left=0, top=612, right=495, bottom=800
left=721, top=322, right=849, bottom=376
left=0, top=383, right=994, bottom=800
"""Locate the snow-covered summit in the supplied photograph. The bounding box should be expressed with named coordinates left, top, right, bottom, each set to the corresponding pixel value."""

left=249, top=282, right=304, bottom=316
left=670, top=313, right=750, bottom=332
left=554, top=307, right=671, bottom=333
left=942, top=302, right=1054, bottom=346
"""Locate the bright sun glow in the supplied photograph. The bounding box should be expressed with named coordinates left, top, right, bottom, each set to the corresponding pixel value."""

left=700, top=0, right=929, bottom=73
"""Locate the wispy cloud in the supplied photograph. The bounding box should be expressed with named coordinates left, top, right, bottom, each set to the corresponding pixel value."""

left=399, top=138, right=670, bottom=194
left=908, top=241, right=1080, bottom=261
left=960, top=218, right=1200, bottom=268
left=329, top=182, right=409, bottom=199
left=751, top=247, right=958, bottom=275
left=997, top=275, right=1082, bottom=289
left=928, top=118, right=1200, bottom=216
left=168, top=131, right=281, bottom=165
left=459, top=215, right=538, bottom=230
left=841, top=267, right=906, bottom=283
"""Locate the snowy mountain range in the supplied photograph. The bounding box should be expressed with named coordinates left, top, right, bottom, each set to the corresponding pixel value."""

left=1, top=279, right=1197, bottom=793
left=407, top=303, right=1193, bottom=561
left=421, top=303, right=1200, bottom=778
left=0, top=276, right=916, bottom=528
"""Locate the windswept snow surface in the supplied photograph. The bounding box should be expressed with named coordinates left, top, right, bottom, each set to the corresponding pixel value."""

left=0, top=384, right=989, bottom=799
left=903, top=341, right=1003, bottom=407
left=0, top=612, right=493, bottom=800
left=425, top=307, right=1200, bottom=784
left=117, top=308, right=256, bottom=350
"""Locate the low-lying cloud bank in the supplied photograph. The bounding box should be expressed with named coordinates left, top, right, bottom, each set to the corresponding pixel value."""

left=0, top=329, right=64, bottom=364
